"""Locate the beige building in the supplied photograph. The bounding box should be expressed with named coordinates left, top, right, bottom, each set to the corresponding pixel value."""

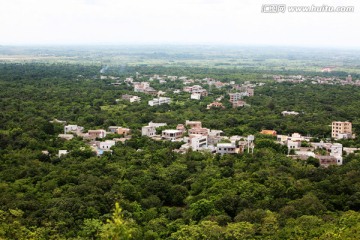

left=88, top=129, right=107, bottom=139
left=332, top=121, right=353, bottom=139
left=185, top=120, right=202, bottom=129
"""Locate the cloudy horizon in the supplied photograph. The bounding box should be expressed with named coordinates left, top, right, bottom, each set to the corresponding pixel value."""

left=0, top=0, right=359, bottom=48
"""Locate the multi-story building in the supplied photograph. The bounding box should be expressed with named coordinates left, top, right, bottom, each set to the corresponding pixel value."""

left=232, top=100, right=246, bottom=108
left=162, top=130, right=183, bottom=141
left=191, top=93, right=201, bottom=100
left=64, top=125, right=84, bottom=134
left=208, top=130, right=224, bottom=145
left=88, top=130, right=107, bottom=139
left=141, top=122, right=167, bottom=137
left=176, top=124, right=186, bottom=133
left=99, top=140, right=116, bottom=150
left=148, top=122, right=167, bottom=128
left=117, top=127, right=131, bottom=136
left=216, top=143, right=237, bottom=155
left=122, top=94, right=141, bottom=103
left=189, top=134, right=208, bottom=151
left=148, top=97, right=171, bottom=106
left=332, top=121, right=353, bottom=139
left=188, top=128, right=209, bottom=136
left=183, top=85, right=208, bottom=96
left=185, top=120, right=202, bottom=129
left=246, top=88, right=254, bottom=97
left=108, top=126, right=122, bottom=133
left=134, top=82, right=150, bottom=92
left=142, top=126, right=156, bottom=137
left=330, top=143, right=343, bottom=165
left=229, top=92, right=243, bottom=102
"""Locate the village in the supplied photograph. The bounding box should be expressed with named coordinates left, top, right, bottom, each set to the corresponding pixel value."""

left=55, top=118, right=357, bottom=168
left=48, top=73, right=359, bottom=168
left=271, top=73, right=360, bottom=86
left=109, top=73, right=260, bottom=109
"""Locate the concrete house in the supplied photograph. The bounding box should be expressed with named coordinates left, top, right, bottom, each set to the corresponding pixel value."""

left=282, top=111, right=299, bottom=116
left=148, top=97, right=171, bottom=106
left=122, top=94, right=141, bottom=103
left=162, top=130, right=183, bottom=141
left=149, top=122, right=167, bottom=128
left=99, top=140, right=116, bottom=150
left=64, top=125, right=84, bottom=134
left=232, top=100, right=246, bottom=108
left=330, top=143, right=343, bottom=165
left=58, top=150, right=68, bottom=157
left=216, top=143, right=237, bottom=155
left=191, top=93, right=201, bottom=100
left=246, top=88, right=254, bottom=97
left=142, top=122, right=167, bottom=137
left=88, top=130, right=107, bottom=139
left=207, top=102, right=225, bottom=109
left=188, top=128, right=209, bottom=136
left=108, top=126, right=121, bottom=133
left=185, top=120, right=202, bottom=129
left=332, top=121, right=354, bottom=139
left=142, top=126, right=156, bottom=137
left=260, top=130, right=277, bottom=136
left=189, top=134, right=208, bottom=151
left=229, top=92, right=243, bottom=102
left=117, top=127, right=131, bottom=136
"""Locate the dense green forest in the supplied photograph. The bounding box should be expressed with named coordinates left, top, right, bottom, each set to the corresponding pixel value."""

left=1, top=63, right=360, bottom=239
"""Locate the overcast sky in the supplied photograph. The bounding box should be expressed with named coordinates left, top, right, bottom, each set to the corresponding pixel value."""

left=0, top=0, right=359, bottom=47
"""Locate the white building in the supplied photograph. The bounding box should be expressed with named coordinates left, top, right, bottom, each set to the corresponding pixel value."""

left=134, top=82, right=150, bottom=92
left=282, top=111, right=300, bottom=116
left=162, top=130, right=183, bottom=141
left=148, top=97, right=171, bottom=106
left=122, top=94, right=141, bottom=103
left=99, top=140, right=116, bottom=150
left=142, top=126, right=156, bottom=137
left=216, top=143, right=237, bottom=155
left=190, top=93, right=201, bottom=100
left=287, top=140, right=301, bottom=150
left=148, top=122, right=167, bottom=128
left=330, top=143, right=343, bottom=165
left=189, top=134, right=208, bottom=151
left=277, top=133, right=310, bottom=144
left=58, top=150, right=68, bottom=157
left=208, top=130, right=224, bottom=145
left=229, top=92, right=245, bottom=102
left=129, top=96, right=141, bottom=103
left=64, top=125, right=84, bottom=134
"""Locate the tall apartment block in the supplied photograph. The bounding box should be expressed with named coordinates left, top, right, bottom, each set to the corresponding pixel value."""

left=332, top=121, right=353, bottom=139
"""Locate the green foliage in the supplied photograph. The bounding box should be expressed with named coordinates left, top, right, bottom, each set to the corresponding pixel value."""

left=1, top=63, right=360, bottom=239
left=99, top=202, right=140, bottom=240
